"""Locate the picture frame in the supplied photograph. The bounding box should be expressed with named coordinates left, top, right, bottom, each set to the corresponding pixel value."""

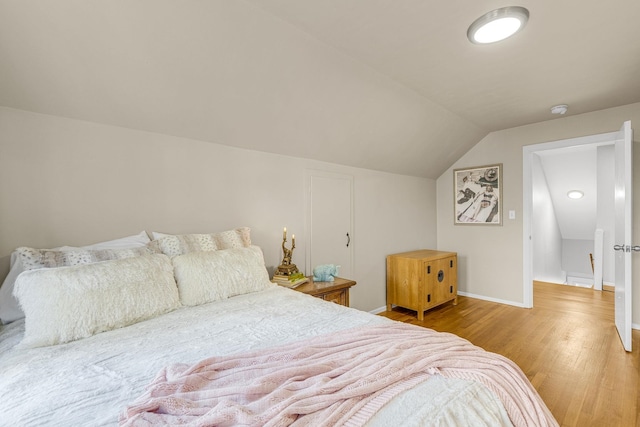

left=454, top=164, right=502, bottom=225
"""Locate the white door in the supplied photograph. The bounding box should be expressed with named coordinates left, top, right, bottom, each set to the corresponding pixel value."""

left=613, top=120, right=633, bottom=352
left=306, top=171, right=353, bottom=279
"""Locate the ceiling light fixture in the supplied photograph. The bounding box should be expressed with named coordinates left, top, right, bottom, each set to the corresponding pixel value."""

left=467, top=6, right=529, bottom=44
left=567, top=190, right=584, bottom=199
left=551, top=104, right=569, bottom=115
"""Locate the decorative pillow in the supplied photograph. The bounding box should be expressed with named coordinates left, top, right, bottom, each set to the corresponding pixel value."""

left=63, top=230, right=151, bottom=250
left=151, top=231, right=170, bottom=240
left=0, top=231, right=151, bottom=325
left=13, top=254, right=180, bottom=348
left=150, top=227, right=251, bottom=258
left=0, top=256, right=27, bottom=324
left=16, top=245, right=158, bottom=271
left=172, top=246, right=273, bottom=306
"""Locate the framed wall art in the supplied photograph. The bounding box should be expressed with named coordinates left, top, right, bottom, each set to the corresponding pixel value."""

left=454, top=164, right=502, bottom=225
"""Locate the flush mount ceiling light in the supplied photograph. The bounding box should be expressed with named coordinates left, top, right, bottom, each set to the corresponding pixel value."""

left=567, top=190, right=584, bottom=199
left=551, top=104, right=569, bottom=115
left=467, top=6, right=529, bottom=44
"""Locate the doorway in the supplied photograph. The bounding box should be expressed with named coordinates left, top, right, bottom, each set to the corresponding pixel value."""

left=523, top=122, right=633, bottom=351
left=531, top=144, right=613, bottom=291
left=522, top=130, right=620, bottom=307
left=304, top=170, right=354, bottom=279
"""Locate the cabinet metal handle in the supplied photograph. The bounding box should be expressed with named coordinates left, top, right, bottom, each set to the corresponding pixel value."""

left=614, top=245, right=626, bottom=252
left=346, top=232, right=350, bottom=247
left=633, top=246, right=640, bottom=252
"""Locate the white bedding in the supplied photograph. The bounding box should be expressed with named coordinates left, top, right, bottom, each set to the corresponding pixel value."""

left=0, top=286, right=512, bottom=426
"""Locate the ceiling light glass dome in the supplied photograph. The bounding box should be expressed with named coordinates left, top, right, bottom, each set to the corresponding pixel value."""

left=567, top=190, right=584, bottom=199
left=467, top=6, right=529, bottom=44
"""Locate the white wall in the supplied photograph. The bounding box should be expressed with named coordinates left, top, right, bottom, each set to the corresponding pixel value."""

left=437, top=102, right=640, bottom=326
left=0, top=107, right=437, bottom=312
left=531, top=154, right=564, bottom=283
left=562, top=239, right=595, bottom=278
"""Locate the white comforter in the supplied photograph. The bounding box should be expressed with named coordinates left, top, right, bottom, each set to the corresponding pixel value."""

left=0, top=286, right=511, bottom=426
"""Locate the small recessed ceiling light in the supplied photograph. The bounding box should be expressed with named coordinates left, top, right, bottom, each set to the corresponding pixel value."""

left=467, top=6, right=529, bottom=44
left=567, top=190, right=584, bottom=199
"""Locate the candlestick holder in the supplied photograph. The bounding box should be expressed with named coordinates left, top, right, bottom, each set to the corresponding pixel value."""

left=274, top=233, right=299, bottom=276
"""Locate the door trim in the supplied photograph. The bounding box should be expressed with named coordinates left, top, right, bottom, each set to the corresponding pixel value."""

left=304, top=169, right=354, bottom=277
left=522, top=131, right=618, bottom=308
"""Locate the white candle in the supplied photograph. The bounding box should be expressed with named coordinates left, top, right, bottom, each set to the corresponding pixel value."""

left=283, top=227, right=287, bottom=240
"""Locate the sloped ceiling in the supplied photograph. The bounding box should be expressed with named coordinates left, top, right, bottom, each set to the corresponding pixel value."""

left=537, top=146, right=598, bottom=240
left=1, top=1, right=639, bottom=179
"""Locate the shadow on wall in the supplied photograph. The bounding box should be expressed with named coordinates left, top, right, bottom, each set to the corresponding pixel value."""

left=0, top=255, right=9, bottom=286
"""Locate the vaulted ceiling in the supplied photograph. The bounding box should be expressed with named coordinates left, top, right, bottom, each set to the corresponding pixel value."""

left=536, top=145, right=599, bottom=241
left=1, top=1, right=639, bottom=179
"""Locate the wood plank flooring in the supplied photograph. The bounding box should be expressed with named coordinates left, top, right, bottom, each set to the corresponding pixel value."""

left=379, top=281, right=639, bottom=427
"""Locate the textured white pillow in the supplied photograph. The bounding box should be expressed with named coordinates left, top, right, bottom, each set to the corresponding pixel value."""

left=151, top=231, right=170, bottom=240
left=172, top=246, right=273, bottom=306
left=150, top=227, right=251, bottom=258
left=0, top=232, right=151, bottom=324
left=16, top=245, right=158, bottom=271
left=13, top=254, right=180, bottom=348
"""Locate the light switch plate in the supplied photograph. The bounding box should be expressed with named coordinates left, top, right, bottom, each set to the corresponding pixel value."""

left=509, top=210, right=516, bottom=219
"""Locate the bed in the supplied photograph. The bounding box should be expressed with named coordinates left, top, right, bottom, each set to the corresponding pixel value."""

left=0, top=229, right=557, bottom=426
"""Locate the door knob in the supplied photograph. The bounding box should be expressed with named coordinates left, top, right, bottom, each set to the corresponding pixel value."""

left=632, top=246, right=640, bottom=252
left=613, top=245, right=626, bottom=251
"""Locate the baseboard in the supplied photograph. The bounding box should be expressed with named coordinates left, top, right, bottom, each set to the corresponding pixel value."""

left=373, top=293, right=527, bottom=313
left=369, top=306, right=387, bottom=315
left=457, top=291, right=528, bottom=308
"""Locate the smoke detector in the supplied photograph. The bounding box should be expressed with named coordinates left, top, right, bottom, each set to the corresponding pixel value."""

left=550, top=104, right=568, bottom=115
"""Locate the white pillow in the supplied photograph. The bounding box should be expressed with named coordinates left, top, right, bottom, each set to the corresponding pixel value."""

left=13, top=254, right=180, bottom=348
left=150, top=227, right=252, bottom=258
left=70, top=231, right=150, bottom=250
left=16, top=246, right=158, bottom=271
left=151, top=231, right=170, bottom=240
left=172, top=246, right=273, bottom=306
left=0, top=232, right=151, bottom=324
left=0, top=256, right=26, bottom=324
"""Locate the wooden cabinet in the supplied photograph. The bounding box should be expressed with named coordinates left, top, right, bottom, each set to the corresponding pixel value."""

left=386, top=250, right=457, bottom=320
left=293, top=277, right=355, bottom=307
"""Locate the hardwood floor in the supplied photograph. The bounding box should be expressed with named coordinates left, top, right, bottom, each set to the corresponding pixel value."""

left=379, top=281, right=639, bottom=427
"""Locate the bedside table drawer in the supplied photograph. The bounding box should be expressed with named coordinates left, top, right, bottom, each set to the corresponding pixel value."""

left=322, top=289, right=347, bottom=305
left=288, top=277, right=355, bottom=307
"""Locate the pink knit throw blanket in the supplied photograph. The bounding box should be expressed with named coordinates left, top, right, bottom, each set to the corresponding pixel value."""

left=120, top=323, right=557, bottom=427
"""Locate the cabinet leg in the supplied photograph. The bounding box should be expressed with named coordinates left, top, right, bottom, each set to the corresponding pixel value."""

left=417, top=311, right=424, bottom=321
left=386, top=303, right=392, bottom=312
left=453, top=296, right=458, bottom=305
